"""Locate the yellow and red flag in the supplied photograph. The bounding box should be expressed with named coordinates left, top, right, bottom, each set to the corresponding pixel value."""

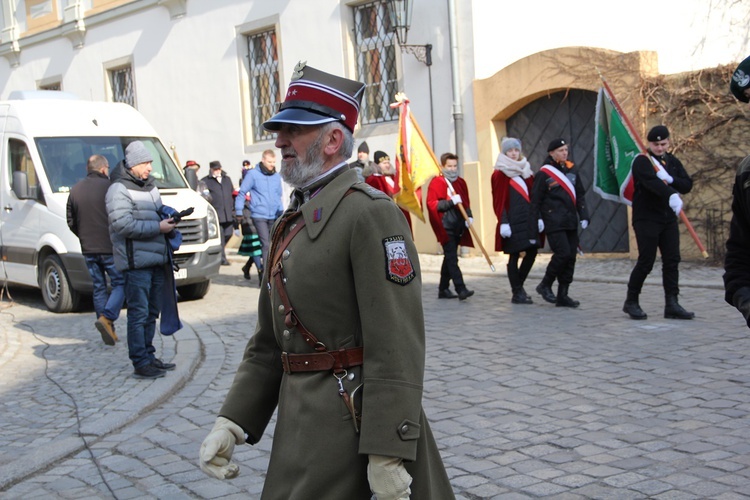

left=391, top=94, right=441, bottom=222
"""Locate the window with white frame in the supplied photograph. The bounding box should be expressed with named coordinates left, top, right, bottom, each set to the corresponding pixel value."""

left=247, top=28, right=281, bottom=142
left=353, top=0, right=399, bottom=125
left=108, top=65, right=135, bottom=107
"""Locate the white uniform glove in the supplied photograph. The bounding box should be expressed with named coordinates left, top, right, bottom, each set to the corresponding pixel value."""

left=656, top=169, right=674, bottom=184
left=450, top=194, right=462, bottom=205
left=367, top=455, right=412, bottom=500
left=538, top=219, right=544, bottom=233
left=580, top=220, right=589, bottom=229
left=465, top=217, right=473, bottom=228
left=199, top=416, right=245, bottom=480
left=668, top=193, right=683, bottom=216
left=500, top=223, right=512, bottom=238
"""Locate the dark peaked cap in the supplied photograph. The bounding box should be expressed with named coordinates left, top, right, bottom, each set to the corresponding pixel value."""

left=731, top=55, right=750, bottom=103
left=263, top=62, right=365, bottom=132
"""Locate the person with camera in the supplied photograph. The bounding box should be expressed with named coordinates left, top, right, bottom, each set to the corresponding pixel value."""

left=106, top=141, right=178, bottom=379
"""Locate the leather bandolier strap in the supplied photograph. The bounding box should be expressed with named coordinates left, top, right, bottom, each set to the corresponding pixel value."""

left=268, top=207, right=364, bottom=375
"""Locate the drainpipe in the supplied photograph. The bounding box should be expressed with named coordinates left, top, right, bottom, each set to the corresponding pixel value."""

left=447, top=0, right=463, bottom=173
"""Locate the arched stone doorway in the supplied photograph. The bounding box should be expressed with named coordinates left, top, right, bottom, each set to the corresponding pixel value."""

left=506, top=89, right=628, bottom=252
left=469, top=47, right=658, bottom=256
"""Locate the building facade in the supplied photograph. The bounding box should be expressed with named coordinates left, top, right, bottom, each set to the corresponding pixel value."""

left=2, top=0, right=748, bottom=256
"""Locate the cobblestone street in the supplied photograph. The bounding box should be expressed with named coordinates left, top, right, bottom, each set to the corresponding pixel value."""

left=1, top=253, right=748, bottom=499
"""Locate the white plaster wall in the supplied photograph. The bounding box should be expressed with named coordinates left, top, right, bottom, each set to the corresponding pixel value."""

left=0, top=0, right=475, bottom=183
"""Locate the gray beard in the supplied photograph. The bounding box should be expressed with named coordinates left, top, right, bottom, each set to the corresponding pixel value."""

left=279, top=132, right=326, bottom=188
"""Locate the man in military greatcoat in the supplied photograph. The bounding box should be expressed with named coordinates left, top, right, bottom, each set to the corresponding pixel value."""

left=199, top=62, right=454, bottom=499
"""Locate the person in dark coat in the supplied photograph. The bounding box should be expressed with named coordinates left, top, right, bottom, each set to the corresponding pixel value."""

left=202, top=161, right=235, bottom=265
left=530, top=138, right=589, bottom=308
left=349, top=140, right=375, bottom=180
left=622, top=125, right=694, bottom=320
left=725, top=55, right=750, bottom=327
left=66, top=154, right=124, bottom=345
left=427, top=152, right=475, bottom=301
left=199, top=62, right=454, bottom=499
left=492, top=138, right=540, bottom=304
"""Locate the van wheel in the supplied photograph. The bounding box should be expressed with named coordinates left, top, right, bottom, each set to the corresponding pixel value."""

left=40, top=254, right=81, bottom=313
left=177, top=280, right=210, bottom=301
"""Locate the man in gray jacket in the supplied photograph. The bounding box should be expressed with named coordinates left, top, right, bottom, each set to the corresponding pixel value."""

left=106, top=141, right=177, bottom=379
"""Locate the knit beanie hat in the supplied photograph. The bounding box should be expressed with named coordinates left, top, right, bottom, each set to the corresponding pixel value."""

left=358, top=141, right=370, bottom=154
left=501, top=137, right=522, bottom=154
left=374, top=151, right=390, bottom=164
left=125, top=141, right=153, bottom=168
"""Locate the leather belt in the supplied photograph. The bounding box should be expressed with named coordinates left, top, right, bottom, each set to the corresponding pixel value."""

left=281, top=347, right=364, bottom=374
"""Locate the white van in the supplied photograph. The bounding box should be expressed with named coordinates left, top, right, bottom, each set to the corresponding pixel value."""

left=0, top=91, right=222, bottom=312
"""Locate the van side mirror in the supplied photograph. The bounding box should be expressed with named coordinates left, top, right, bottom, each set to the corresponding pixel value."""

left=12, top=170, right=31, bottom=199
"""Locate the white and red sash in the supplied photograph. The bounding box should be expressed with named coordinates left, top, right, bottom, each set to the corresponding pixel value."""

left=541, top=165, right=576, bottom=204
left=509, top=176, right=530, bottom=203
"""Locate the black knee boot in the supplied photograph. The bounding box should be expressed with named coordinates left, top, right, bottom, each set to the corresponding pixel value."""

left=555, top=283, right=580, bottom=308
left=664, top=295, right=694, bottom=320
left=536, top=275, right=556, bottom=303
left=509, top=264, right=532, bottom=304
left=623, top=290, right=647, bottom=319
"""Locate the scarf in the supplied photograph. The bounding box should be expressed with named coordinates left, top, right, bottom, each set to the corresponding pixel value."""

left=494, top=152, right=532, bottom=179
left=443, top=169, right=459, bottom=182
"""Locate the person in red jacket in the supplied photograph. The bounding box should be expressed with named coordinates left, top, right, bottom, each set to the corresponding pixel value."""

left=427, top=152, right=474, bottom=300
left=365, top=150, right=412, bottom=232
left=492, top=138, right=541, bottom=304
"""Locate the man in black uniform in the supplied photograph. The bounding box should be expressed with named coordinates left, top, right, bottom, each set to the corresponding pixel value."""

left=623, top=125, right=694, bottom=320
left=530, top=139, right=589, bottom=308
left=724, top=55, right=750, bottom=327
left=202, top=161, right=236, bottom=266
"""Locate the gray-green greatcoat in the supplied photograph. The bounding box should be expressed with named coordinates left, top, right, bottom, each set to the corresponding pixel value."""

left=220, top=167, right=454, bottom=499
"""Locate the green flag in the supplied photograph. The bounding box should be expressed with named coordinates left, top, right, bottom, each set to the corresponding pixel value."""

left=593, top=87, right=640, bottom=205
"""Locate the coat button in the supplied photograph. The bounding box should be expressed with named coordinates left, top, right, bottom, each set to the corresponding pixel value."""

left=278, top=305, right=285, bottom=314
left=401, top=424, right=409, bottom=434
left=283, top=330, right=291, bottom=340
left=283, top=249, right=290, bottom=260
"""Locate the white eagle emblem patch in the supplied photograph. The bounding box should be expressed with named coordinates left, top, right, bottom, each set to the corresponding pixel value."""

left=383, top=235, right=415, bottom=285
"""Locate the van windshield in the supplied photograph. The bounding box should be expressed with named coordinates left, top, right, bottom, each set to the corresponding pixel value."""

left=35, top=137, right=188, bottom=193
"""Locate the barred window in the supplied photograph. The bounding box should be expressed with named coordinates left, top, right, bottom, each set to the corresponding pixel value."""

left=38, top=82, right=61, bottom=91
left=247, top=29, right=281, bottom=142
left=108, top=65, right=135, bottom=107
left=354, top=0, right=399, bottom=125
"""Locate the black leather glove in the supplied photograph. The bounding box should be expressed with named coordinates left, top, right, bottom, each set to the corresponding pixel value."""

left=733, top=287, right=750, bottom=328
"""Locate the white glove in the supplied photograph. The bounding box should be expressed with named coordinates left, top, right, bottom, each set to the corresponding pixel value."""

left=500, top=223, right=512, bottom=238
left=580, top=220, right=589, bottom=229
left=367, top=455, right=412, bottom=500
left=465, top=217, right=473, bottom=228
left=199, top=416, right=245, bottom=480
left=669, top=193, right=683, bottom=216
left=233, top=229, right=241, bottom=238
left=656, top=169, right=674, bottom=184
left=538, top=219, right=544, bottom=233
left=450, top=194, right=462, bottom=205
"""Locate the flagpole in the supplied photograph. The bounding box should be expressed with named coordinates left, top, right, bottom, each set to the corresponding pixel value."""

left=598, top=73, right=709, bottom=259
left=393, top=94, right=495, bottom=271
